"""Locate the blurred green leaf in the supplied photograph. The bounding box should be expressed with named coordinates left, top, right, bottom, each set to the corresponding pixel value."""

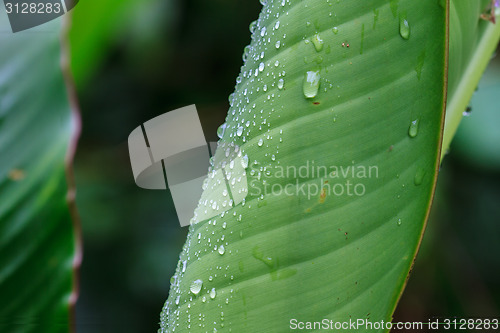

left=0, top=14, right=79, bottom=333
left=442, top=0, right=500, bottom=158
left=452, top=55, right=500, bottom=169
left=69, top=0, right=162, bottom=88
left=160, top=0, right=448, bottom=331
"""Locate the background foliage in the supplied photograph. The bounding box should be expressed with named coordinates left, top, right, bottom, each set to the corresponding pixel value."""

left=67, top=1, right=499, bottom=332
left=0, top=11, right=78, bottom=333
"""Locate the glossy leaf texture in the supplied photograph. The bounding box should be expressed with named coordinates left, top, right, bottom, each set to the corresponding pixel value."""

left=160, top=0, right=447, bottom=332
left=442, top=0, right=500, bottom=158
left=0, top=13, right=79, bottom=333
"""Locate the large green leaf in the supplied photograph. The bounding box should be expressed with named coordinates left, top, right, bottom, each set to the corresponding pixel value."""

left=0, top=14, right=79, bottom=333
left=160, top=0, right=448, bottom=332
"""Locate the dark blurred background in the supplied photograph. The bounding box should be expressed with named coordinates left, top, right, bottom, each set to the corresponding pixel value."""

left=70, top=1, right=500, bottom=332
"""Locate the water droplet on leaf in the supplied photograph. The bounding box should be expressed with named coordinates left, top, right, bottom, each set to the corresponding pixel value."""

left=463, top=106, right=472, bottom=117
left=303, top=70, right=321, bottom=99
left=277, top=78, right=284, bottom=90
left=408, top=118, right=419, bottom=138
left=190, top=279, right=203, bottom=295
left=210, top=288, right=217, bottom=299
left=311, top=34, right=324, bottom=52
left=414, top=167, right=426, bottom=186
left=249, top=21, right=257, bottom=33
left=217, top=123, right=227, bottom=139
left=399, top=14, right=410, bottom=40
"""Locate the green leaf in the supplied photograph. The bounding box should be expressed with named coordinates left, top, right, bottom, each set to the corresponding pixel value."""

left=160, top=0, right=448, bottom=332
left=442, top=0, right=500, bottom=159
left=0, top=16, right=79, bottom=333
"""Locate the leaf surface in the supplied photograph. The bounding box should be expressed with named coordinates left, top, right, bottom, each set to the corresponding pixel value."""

left=161, top=1, right=447, bottom=332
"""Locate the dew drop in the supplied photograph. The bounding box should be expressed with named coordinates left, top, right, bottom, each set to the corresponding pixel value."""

left=217, top=123, right=227, bottom=139
left=242, top=46, right=250, bottom=62
left=463, top=106, right=472, bottom=117
left=237, top=126, right=243, bottom=137
left=373, top=9, right=379, bottom=29
left=190, top=279, right=203, bottom=295
left=277, top=78, right=284, bottom=90
left=259, top=62, right=265, bottom=72
left=415, top=50, right=426, bottom=80
left=332, top=27, right=339, bottom=34
left=210, top=288, right=217, bottom=299
left=249, top=21, right=257, bottom=34
left=241, top=154, right=249, bottom=168
left=414, top=167, right=426, bottom=186
left=303, top=70, right=321, bottom=99
left=258, top=138, right=264, bottom=146
left=311, top=34, right=324, bottom=52
left=218, top=245, right=225, bottom=255
left=399, top=14, right=410, bottom=40
left=397, top=218, right=402, bottom=226
left=408, top=118, right=419, bottom=138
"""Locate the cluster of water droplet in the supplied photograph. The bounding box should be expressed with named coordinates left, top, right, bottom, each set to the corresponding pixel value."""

left=159, top=1, right=295, bottom=330
left=159, top=0, right=433, bottom=329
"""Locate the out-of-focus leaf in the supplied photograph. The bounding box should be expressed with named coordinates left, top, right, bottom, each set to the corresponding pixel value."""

left=0, top=13, right=80, bottom=333
left=69, top=0, right=164, bottom=87
left=442, top=0, right=500, bottom=158
left=452, top=56, right=500, bottom=169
